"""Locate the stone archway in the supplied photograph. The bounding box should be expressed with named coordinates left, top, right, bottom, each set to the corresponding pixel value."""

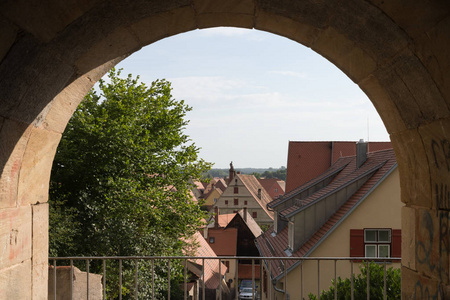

left=0, top=1, right=448, bottom=298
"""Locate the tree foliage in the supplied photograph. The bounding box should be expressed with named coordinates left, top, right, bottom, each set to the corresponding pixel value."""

left=49, top=69, right=211, bottom=298
left=308, top=262, right=401, bottom=300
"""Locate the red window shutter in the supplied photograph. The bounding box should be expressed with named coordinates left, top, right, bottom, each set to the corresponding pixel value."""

left=392, top=229, right=401, bottom=257
left=350, top=229, right=364, bottom=257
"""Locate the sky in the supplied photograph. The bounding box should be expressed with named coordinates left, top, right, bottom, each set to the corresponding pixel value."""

left=114, top=27, right=390, bottom=169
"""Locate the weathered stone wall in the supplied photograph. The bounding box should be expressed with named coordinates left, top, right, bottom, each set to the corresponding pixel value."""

left=48, top=266, right=103, bottom=300
left=0, top=0, right=448, bottom=298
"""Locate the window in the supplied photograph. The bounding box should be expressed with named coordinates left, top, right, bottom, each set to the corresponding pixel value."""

left=275, top=188, right=278, bottom=193
left=224, top=261, right=230, bottom=273
left=252, top=211, right=257, bottom=218
left=244, top=200, right=248, bottom=205
left=234, top=198, right=238, bottom=205
left=225, top=200, right=228, bottom=205
left=234, top=187, right=239, bottom=194
left=350, top=229, right=401, bottom=258
left=364, top=229, right=391, bottom=258
left=209, top=237, right=215, bottom=243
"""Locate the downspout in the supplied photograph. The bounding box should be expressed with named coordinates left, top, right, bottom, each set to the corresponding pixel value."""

left=255, top=239, right=290, bottom=300
left=272, top=263, right=291, bottom=300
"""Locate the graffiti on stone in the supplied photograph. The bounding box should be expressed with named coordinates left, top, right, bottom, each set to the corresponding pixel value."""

left=414, top=280, right=439, bottom=300
left=431, top=138, right=450, bottom=172
left=416, top=210, right=436, bottom=272
left=435, top=182, right=450, bottom=211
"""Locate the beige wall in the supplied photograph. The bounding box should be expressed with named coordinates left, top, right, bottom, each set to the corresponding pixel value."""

left=204, top=189, right=221, bottom=207
left=264, top=168, right=403, bottom=299
left=216, top=176, right=273, bottom=225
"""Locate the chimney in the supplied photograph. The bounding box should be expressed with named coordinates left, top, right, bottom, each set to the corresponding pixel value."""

left=228, top=161, right=235, bottom=184
left=243, top=207, right=248, bottom=222
left=356, top=139, right=368, bottom=168
left=257, top=188, right=262, bottom=199
left=203, top=226, right=208, bottom=239
left=214, top=206, right=219, bottom=229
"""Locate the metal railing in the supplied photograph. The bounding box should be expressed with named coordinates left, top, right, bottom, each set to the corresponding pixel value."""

left=48, top=256, right=401, bottom=300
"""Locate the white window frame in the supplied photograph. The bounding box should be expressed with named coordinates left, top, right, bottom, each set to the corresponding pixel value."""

left=364, top=229, right=391, bottom=258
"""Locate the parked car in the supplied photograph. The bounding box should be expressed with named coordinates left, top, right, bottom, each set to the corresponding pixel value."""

left=238, top=287, right=260, bottom=300
left=239, top=279, right=254, bottom=292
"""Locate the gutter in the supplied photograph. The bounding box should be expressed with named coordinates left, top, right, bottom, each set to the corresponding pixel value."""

left=274, top=163, right=398, bottom=280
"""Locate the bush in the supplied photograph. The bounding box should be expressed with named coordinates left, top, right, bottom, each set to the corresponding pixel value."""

left=308, top=262, right=400, bottom=300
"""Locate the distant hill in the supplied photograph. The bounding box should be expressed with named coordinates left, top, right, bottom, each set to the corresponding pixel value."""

left=206, top=167, right=286, bottom=180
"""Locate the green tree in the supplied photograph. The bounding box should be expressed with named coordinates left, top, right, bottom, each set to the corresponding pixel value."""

left=308, top=262, right=401, bottom=300
left=49, top=69, right=211, bottom=298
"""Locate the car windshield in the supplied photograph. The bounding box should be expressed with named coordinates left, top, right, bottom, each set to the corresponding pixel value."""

left=240, top=280, right=253, bottom=288
left=241, top=288, right=253, bottom=293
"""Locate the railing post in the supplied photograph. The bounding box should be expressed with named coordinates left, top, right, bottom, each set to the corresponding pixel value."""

left=284, top=261, right=287, bottom=300
left=351, top=261, right=354, bottom=300
left=70, top=259, right=74, bottom=300
left=202, top=258, right=205, bottom=300
left=86, top=259, right=90, bottom=300
left=151, top=259, right=155, bottom=300
left=383, top=261, right=387, bottom=300
left=252, top=259, right=255, bottom=300
left=53, top=259, right=57, bottom=300
left=317, top=259, right=320, bottom=298
left=219, top=258, right=222, bottom=300
left=235, top=258, right=239, bottom=300
left=334, top=259, right=337, bottom=300
left=269, top=259, right=272, bottom=300
left=168, top=259, right=171, bottom=299
left=184, top=258, right=187, bottom=300
left=300, top=261, right=303, bottom=300
left=134, top=259, right=138, bottom=299
left=366, top=261, right=370, bottom=300
left=103, top=259, right=106, bottom=300
left=119, top=259, right=122, bottom=300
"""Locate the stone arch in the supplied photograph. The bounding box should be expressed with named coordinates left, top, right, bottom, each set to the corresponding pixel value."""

left=0, top=1, right=448, bottom=298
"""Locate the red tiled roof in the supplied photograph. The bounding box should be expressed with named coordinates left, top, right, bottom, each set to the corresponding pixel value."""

left=285, top=141, right=392, bottom=192
left=217, top=213, right=237, bottom=227
left=239, top=174, right=274, bottom=220
left=185, top=232, right=228, bottom=290
left=256, top=149, right=397, bottom=279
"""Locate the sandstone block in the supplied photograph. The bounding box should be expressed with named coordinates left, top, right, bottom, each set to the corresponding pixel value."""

left=358, top=74, right=407, bottom=135
left=402, top=206, right=416, bottom=270
left=129, top=7, right=196, bottom=47
left=390, top=129, right=431, bottom=207
left=0, top=17, right=18, bottom=63
left=48, top=266, right=103, bottom=300
left=0, top=259, right=32, bottom=299
left=0, top=206, right=32, bottom=270
left=255, top=10, right=321, bottom=48
left=419, top=119, right=450, bottom=211
left=402, top=266, right=442, bottom=299
left=32, top=203, right=49, bottom=300
left=0, top=118, right=32, bottom=209
left=414, top=208, right=449, bottom=284
left=312, top=26, right=377, bottom=83
left=18, top=127, right=60, bottom=206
